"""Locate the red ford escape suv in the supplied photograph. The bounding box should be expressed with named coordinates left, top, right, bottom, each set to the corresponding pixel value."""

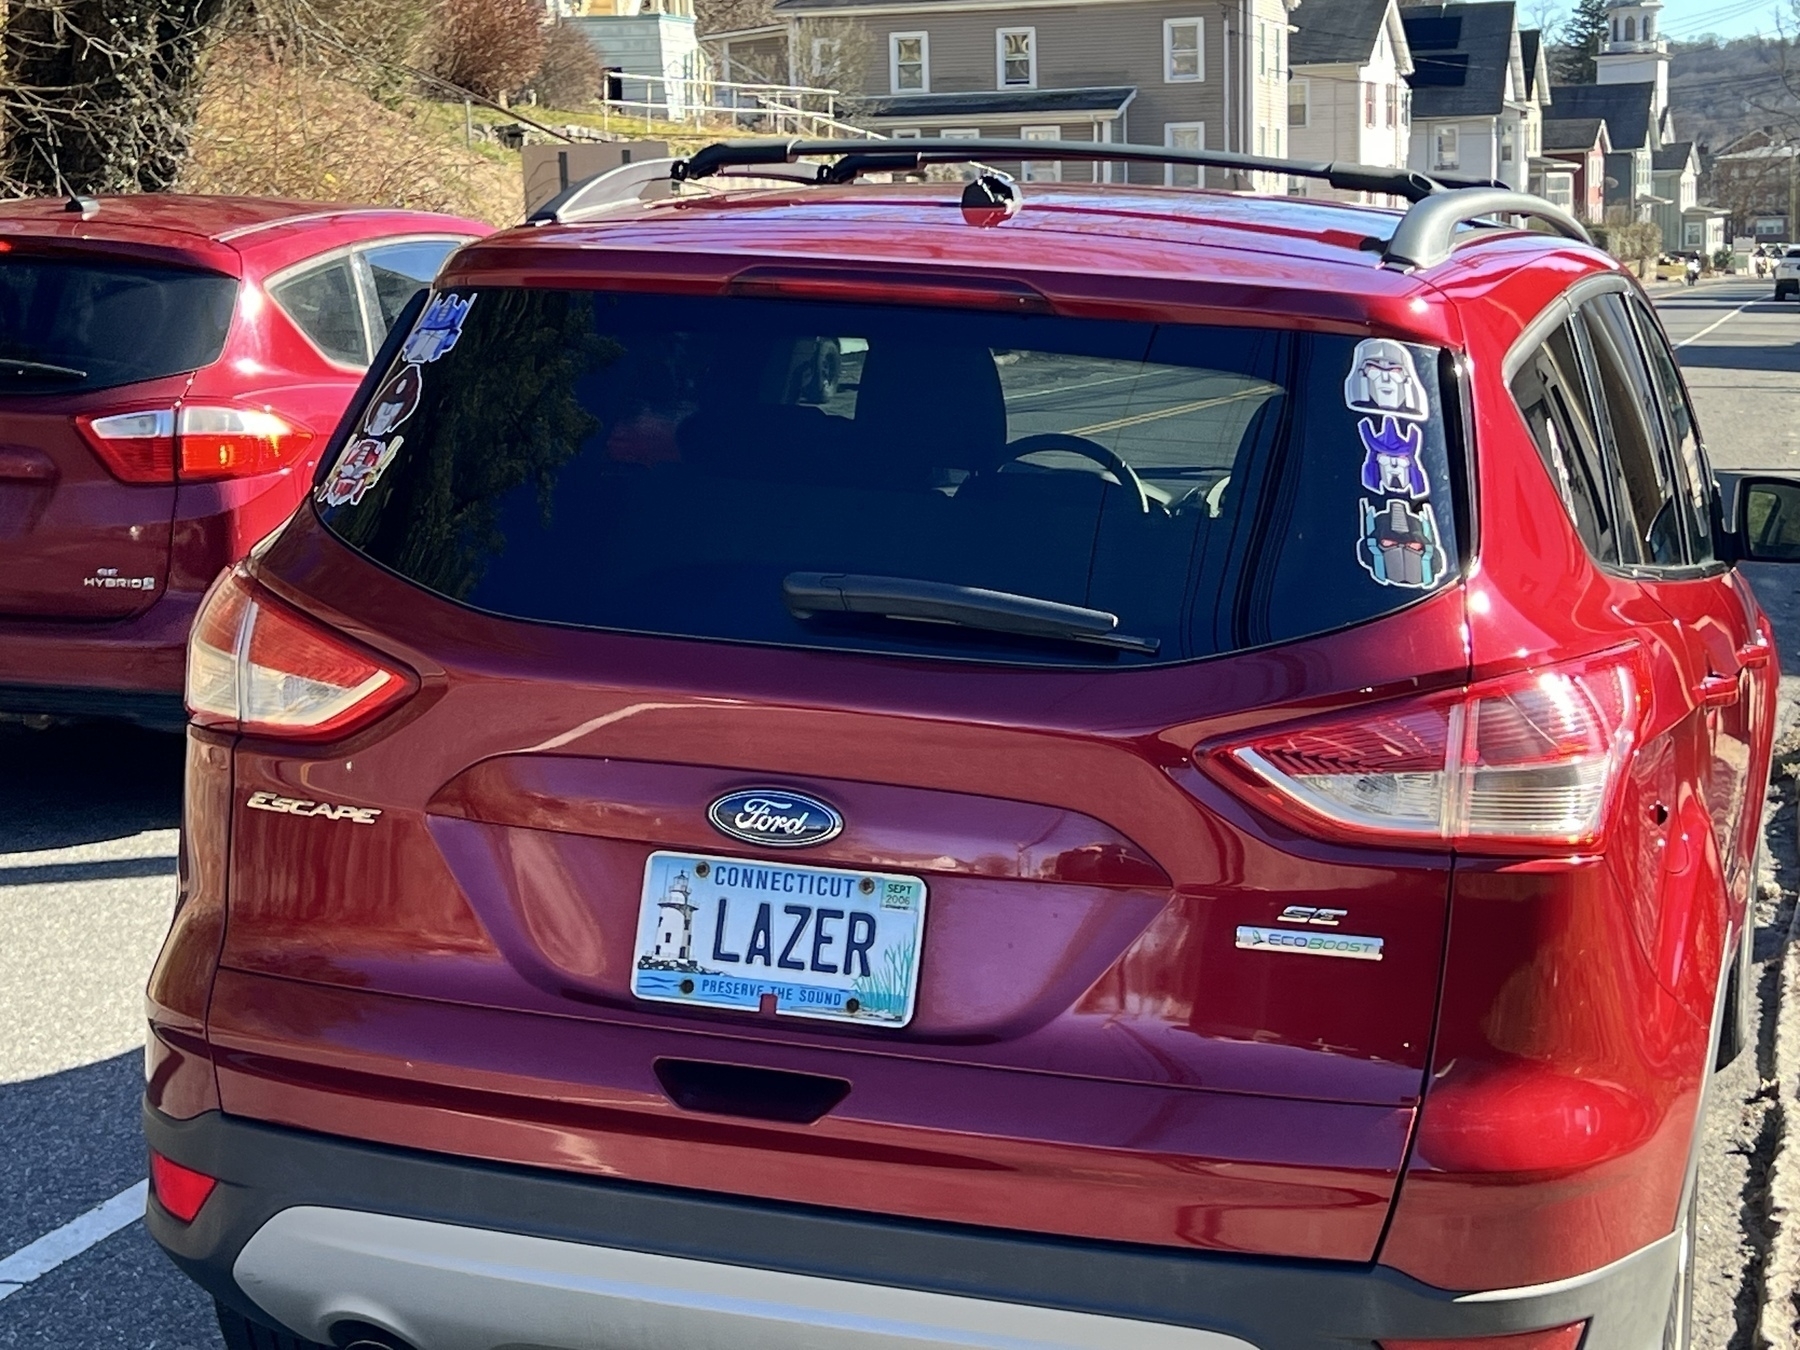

left=0, top=195, right=486, bottom=731
left=145, top=139, right=1798, bottom=1350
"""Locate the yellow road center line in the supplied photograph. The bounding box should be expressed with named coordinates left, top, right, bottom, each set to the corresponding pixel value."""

left=1067, top=386, right=1275, bottom=437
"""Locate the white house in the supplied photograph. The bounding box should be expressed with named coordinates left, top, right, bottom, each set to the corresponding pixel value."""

left=1400, top=1, right=1542, bottom=192
left=1287, top=0, right=1414, bottom=198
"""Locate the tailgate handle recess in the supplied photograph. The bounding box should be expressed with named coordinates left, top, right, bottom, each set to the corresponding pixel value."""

left=0, top=445, right=57, bottom=482
left=653, top=1058, right=850, bottom=1125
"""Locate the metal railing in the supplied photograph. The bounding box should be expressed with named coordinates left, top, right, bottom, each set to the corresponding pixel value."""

left=599, top=73, right=868, bottom=138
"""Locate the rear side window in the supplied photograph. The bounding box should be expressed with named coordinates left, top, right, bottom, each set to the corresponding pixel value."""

left=271, top=258, right=367, bottom=366
left=1510, top=320, right=1621, bottom=565
left=362, top=240, right=461, bottom=333
left=316, top=289, right=1463, bottom=667
left=1628, top=295, right=1716, bottom=563
left=1578, top=293, right=1681, bottom=567
left=0, top=257, right=235, bottom=395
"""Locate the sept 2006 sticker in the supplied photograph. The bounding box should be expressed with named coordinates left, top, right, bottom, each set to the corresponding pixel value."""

left=314, top=292, right=474, bottom=508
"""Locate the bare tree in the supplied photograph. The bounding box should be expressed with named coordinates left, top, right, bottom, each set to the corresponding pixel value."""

left=1, top=0, right=241, bottom=194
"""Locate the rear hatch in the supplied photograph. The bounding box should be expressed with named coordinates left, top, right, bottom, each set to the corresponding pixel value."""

left=216, top=277, right=1472, bottom=1262
left=0, top=248, right=236, bottom=618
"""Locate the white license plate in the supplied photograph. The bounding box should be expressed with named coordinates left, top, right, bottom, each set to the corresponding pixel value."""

left=631, top=851, right=927, bottom=1027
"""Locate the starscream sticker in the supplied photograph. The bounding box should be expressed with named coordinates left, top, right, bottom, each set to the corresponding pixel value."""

left=1344, top=338, right=1429, bottom=420
left=315, top=435, right=401, bottom=507
left=400, top=292, right=474, bottom=364
left=1358, top=416, right=1430, bottom=498
left=1358, top=497, right=1446, bottom=589
left=364, top=362, right=425, bottom=436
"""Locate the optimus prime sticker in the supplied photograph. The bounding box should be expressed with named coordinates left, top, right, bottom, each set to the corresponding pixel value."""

left=1344, top=339, right=1429, bottom=421
left=1358, top=498, right=1446, bottom=589
left=1358, top=416, right=1429, bottom=498
left=400, top=292, right=474, bottom=364
left=316, top=435, right=401, bottom=508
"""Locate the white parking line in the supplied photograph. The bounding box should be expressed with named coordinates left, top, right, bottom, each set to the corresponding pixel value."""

left=0, top=1180, right=147, bottom=1302
left=1675, top=297, right=1765, bottom=349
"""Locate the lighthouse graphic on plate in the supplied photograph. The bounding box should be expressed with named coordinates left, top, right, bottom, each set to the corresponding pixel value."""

left=643, top=869, right=703, bottom=971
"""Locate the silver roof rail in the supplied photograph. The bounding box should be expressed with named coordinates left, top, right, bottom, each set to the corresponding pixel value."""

left=1382, top=189, right=1593, bottom=270
left=528, top=157, right=831, bottom=225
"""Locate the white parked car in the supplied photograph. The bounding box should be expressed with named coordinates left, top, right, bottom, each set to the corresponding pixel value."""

left=1775, top=246, right=1800, bottom=299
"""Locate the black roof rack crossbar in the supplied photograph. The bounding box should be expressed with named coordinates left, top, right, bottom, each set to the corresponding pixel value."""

left=1381, top=189, right=1592, bottom=270
left=673, top=137, right=1504, bottom=204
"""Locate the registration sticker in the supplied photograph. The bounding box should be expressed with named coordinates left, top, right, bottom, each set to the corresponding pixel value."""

left=632, top=851, right=927, bottom=1027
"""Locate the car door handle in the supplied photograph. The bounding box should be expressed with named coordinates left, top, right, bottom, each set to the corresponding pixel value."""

left=1737, top=638, right=1773, bottom=669
left=1697, top=673, right=1741, bottom=708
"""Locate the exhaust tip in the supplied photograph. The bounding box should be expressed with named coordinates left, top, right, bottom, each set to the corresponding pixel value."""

left=335, top=1324, right=416, bottom=1350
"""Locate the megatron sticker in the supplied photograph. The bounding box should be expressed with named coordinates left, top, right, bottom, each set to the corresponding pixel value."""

left=1344, top=338, right=1430, bottom=421
left=1358, top=497, right=1446, bottom=589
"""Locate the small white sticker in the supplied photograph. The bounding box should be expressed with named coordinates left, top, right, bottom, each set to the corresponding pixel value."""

left=1345, top=338, right=1429, bottom=421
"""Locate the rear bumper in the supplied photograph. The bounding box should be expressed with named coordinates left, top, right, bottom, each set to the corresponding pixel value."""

left=0, top=586, right=200, bottom=723
left=146, top=1105, right=1676, bottom=1350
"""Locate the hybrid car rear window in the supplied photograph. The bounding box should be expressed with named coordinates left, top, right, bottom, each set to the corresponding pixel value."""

left=0, top=257, right=236, bottom=394
left=315, top=288, right=1463, bottom=667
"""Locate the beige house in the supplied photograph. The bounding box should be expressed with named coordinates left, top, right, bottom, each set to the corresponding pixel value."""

left=1286, top=0, right=1413, bottom=199
left=721, top=0, right=1298, bottom=186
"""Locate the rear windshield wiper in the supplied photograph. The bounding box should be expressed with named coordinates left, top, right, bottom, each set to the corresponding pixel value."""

left=0, top=358, right=88, bottom=381
left=784, top=572, right=1160, bottom=656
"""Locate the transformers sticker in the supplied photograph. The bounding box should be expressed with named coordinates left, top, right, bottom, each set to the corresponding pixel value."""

left=364, top=363, right=425, bottom=436
left=1358, top=498, right=1446, bottom=589
left=315, top=435, right=402, bottom=508
left=400, top=292, right=474, bottom=364
left=1344, top=338, right=1429, bottom=421
left=1358, top=416, right=1430, bottom=498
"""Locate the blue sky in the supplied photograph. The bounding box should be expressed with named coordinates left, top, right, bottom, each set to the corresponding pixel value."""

left=1655, top=0, right=1790, bottom=42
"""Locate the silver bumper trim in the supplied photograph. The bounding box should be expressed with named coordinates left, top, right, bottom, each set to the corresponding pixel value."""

left=233, top=1206, right=1260, bottom=1350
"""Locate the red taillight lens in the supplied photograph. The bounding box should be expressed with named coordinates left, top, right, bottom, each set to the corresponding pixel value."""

left=77, top=405, right=313, bottom=484
left=148, top=1150, right=216, bottom=1223
left=1379, top=1325, right=1586, bottom=1350
left=186, top=570, right=413, bottom=740
left=75, top=409, right=176, bottom=483
left=177, top=405, right=313, bottom=480
left=1207, top=650, right=1640, bottom=851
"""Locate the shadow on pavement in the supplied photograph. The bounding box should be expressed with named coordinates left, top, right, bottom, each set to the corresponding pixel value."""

left=0, top=722, right=183, bottom=853
left=1677, top=341, right=1800, bottom=372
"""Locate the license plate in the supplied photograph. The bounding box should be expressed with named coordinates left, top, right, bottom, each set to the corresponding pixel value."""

left=631, top=851, right=927, bottom=1027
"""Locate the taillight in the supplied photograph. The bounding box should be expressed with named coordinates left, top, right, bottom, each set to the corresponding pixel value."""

left=148, top=1150, right=216, bottom=1223
left=75, top=409, right=175, bottom=483
left=1205, top=649, right=1640, bottom=851
left=76, top=405, right=312, bottom=484
left=177, top=406, right=313, bottom=480
left=1378, top=1326, right=1586, bottom=1350
left=187, top=570, right=413, bottom=740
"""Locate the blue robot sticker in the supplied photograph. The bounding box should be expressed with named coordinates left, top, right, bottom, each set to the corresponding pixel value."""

left=1358, top=416, right=1430, bottom=498
left=400, top=292, right=475, bottom=364
left=1358, top=498, right=1446, bottom=589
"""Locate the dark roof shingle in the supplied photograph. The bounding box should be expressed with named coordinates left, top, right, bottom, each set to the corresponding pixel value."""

left=861, top=87, right=1136, bottom=119
left=1290, top=0, right=1391, bottom=66
left=1653, top=140, right=1695, bottom=172
left=1543, top=117, right=1606, bottom=151
left=1401, top=2, right=1517, bottom=120
left=1547, top=82, right=1656, bottom=151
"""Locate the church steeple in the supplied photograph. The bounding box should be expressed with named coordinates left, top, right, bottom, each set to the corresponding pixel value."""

left=1597, top=0, right=1669, bottom=118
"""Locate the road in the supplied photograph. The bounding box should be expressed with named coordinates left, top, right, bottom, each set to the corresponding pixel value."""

left=0, top=278, right=1797, bottom=1349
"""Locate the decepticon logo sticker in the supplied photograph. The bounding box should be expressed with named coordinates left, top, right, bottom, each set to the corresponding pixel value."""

left=1236, top=925, right=1384, bottom=961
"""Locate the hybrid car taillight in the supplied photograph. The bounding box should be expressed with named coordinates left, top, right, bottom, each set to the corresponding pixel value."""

left=77, top=405, right=312, bottom=484
left=75, top=409, right=176, bottom=483
left=1207, top=649, right=1640, bottom=851
left=187, top=570, right=413, bottom=740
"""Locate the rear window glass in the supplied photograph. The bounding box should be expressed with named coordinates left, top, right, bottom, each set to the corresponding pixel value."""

left=316, top=289, right=1462, bottom=667
left=0, top=257, right=236, bottom=394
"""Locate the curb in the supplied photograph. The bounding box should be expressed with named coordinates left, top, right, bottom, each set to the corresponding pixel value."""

left=1758, top=699, right=1800, bottom=1349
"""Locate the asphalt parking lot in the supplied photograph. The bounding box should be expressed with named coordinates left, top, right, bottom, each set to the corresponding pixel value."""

left=2, top=277, right=1799, bottom=1348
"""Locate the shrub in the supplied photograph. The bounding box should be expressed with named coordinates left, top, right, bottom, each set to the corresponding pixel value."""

left=428, top=0, right=545, bottom=101
left=528, top=23, right=601, bottom=110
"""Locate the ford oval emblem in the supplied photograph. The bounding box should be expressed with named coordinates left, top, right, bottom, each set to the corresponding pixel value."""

left=707, top=787, right=843, bottom=849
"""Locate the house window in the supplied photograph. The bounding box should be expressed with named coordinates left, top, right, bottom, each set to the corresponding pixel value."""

left=1435, top=125, right=1458, bottom=169
left=809, top=37, right=840, bottom=78
left=1257, top=22, right=1268, bottom=78
left=890, top=127, right=921, bottom=139
left=890, top=32, right=928, bottom=93
left=1501, top=123, right=1515, bottom=163
left=1288, top=77, right=1309, bottom=128
left=996, top=28, right=1035, bottom=88
left=1164, top=19, right=1202, bottom=82
left=1020, top=124, right=1061, bottom=181
left=1165, top=121, right=1204, bottom=187
left=1400, top=88, right=1410, bottom=125
left=1364, top=82, right=1376, bottom=128
left=1545, top=175, right=1574, bottom=209
left=941, top=128, right=979, bottom=140
left=1385, top=84, right=1396, bottom=128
